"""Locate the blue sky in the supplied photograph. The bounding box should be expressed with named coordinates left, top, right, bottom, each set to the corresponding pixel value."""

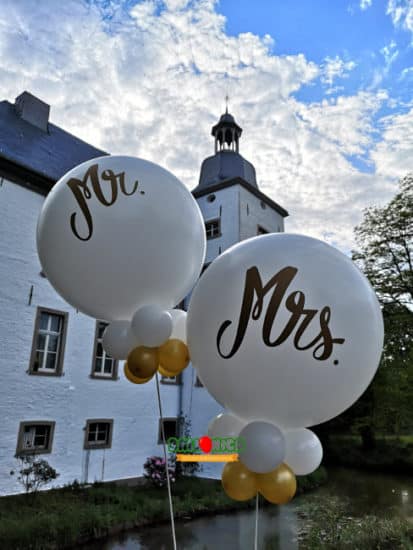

left=0, top=0, right=412, bottom=251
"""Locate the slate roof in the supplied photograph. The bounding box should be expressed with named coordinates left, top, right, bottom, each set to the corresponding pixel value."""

left=0, top=99, right=107, bottom=184
left=194, top=150, right=258, bottom=192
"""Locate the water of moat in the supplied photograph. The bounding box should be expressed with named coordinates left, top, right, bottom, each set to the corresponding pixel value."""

left=82, top=468, right=413, bottom=549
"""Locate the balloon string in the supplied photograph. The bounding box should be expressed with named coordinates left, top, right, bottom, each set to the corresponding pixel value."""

left=155, top=372, right=178, bottom=550
left=254, top=492, right=259, bottom=550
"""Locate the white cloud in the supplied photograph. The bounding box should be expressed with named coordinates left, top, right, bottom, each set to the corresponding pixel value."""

left=321, top=56, right=356, bottom=88
left=360, top=0, right=373, bottom=10
left=371, top=107, right=413, bottom=178
left=0, top=0, right=407, bottom=252
left=387, top=0, right=413, bottom=35
left=381, top=40, right=399, bottom=66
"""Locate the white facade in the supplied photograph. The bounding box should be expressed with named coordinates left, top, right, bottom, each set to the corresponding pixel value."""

left=0, top=110, right=287, bottom=494
left=0, top=178, right=181, bottom=494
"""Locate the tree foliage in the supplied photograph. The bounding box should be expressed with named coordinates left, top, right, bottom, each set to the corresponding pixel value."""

left=353, top=172, right=413, bottom=309
left=353, top=174, right=413, bottom=436
left=325, top=173, right=413, bottom=439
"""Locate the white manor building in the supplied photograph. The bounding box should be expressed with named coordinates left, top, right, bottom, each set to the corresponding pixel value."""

left=0, top=91, right=288, bottom=493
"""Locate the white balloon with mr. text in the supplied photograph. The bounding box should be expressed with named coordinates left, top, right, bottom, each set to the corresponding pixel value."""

left=187, top=233, right=384, bottom=430
left=37, top=156, right=206, bottom=321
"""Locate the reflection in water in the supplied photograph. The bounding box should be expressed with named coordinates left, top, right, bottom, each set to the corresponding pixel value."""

left=82, top=468, right=413, bottom=550
left=85, top=505, right=299, bottom=550
left=315, top=468, right=413, bottom=519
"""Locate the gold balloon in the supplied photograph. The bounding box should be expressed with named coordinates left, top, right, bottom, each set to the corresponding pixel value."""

left=221, top=461, right=257, bottom=501
left=127, top=346, right=159, bottom=379
left=256, top=463, right=297, bottom=504
left=124, top=362, right=153, bottom=384
left=158, top=364, right=177, bottom=378
left=158, top=339, right=189, bottom=375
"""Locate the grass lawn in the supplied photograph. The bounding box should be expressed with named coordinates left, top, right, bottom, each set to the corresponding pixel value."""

left=0, top=468, right=326, bottom=549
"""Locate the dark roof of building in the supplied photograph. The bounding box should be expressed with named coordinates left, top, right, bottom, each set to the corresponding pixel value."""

left=0, top=98, right=107, bottom=188
left=193, top=150, right=258, bottom=192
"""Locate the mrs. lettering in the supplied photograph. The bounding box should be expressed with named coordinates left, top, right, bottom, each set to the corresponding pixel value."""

left=216, top=266, right=345, bottom=362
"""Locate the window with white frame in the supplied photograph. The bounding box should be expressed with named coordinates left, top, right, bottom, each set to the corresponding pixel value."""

left=84, top=419, right=113, bottom=449
left=16, top=421, right=55, bottom=456
left=91, top=321, right=118, bottom=379
left=29, top=308, right=67, bottom=375
left=205, top=219, right=221, bottom=239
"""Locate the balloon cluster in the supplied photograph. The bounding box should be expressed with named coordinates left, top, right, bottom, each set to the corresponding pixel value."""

left=188, top=234, right=384, bottom=504
left=103, top=306, right=190, bottom=384
left=209, top=413, right=322, bottom=503
left=36, top=155, right=206, bottom=384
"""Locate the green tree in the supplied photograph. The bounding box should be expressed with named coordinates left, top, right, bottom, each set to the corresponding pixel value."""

left=353, top=173, right=413, bottom=437
left=325, top=173, right=413, bottom=442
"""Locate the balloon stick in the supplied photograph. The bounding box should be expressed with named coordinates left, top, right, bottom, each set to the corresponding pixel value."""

left=155, top=373, right=177, bottom=550
left=254, top=492, right=259, bottom=550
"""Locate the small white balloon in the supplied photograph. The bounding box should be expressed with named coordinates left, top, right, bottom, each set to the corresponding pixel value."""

left=207, top=412, right=247, bottom=439
left=102, top=321, right=139, bottom=360
left=131, top=304, right=173, bottom=347
left=169, top=309, right=187, bottom=343
left=238, top=421, right=286, bottom=474
left=284, top=429, right=323, bottom=476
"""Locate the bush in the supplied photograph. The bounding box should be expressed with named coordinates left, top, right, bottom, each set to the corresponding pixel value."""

left=10, top=455, right=59, bottom=494
left=143, top=456, right=175, bottom=488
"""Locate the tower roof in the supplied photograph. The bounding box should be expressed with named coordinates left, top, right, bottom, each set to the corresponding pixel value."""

left=195, top=150, right=258, bottom=191
left=192, top=110, right=289, bottom=218
left=193, top=110, right=257, bottom=193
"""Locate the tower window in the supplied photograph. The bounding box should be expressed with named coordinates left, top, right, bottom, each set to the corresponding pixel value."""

left=205, top=219, right=221, bottom=239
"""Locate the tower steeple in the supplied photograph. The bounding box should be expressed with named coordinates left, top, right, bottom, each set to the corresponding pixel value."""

left=211, top=110, right=243, bottom=154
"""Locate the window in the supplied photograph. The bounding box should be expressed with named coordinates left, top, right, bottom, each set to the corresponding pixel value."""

left=158, top=418, right=179, bottom=443
left=29, top=307, right=68, bottom=376
left=160, top=373, right=183, bottom=385
left=84, top=419, right=113, bottom=449
left=207, top=194, right=216, bottom=203
left=205, top=219, right=220, bottom=239
left=257, top=225, right=269, bottom=235
left=195, top=376, right=204, bottom=387
left=91, top=321, right=118, bottom=380
left=16, top=421, right=55, bottom=456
